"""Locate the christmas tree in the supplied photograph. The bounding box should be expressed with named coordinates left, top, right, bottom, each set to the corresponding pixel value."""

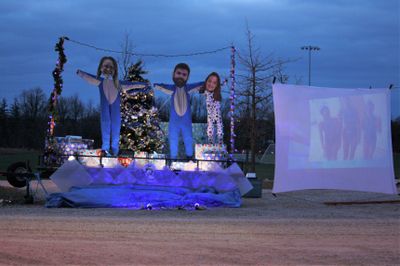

left=119, top=60, right=164, bottom=154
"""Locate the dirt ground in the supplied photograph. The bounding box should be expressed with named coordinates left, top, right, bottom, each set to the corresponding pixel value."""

left=0, top=180, right=399, bottom=265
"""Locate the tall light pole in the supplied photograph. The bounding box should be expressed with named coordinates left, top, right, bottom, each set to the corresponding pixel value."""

left=301, top=45, right=320, bottom=86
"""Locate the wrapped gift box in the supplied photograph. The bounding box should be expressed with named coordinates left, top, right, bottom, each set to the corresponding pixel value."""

left=44, top=135, right=94, bottom=166
left=148, top=153, right=166, bottom=170
left=195, top=144, right=227, bottom=160
left=78, top=149, right=100, bottom=167
left=54, top=136, right=94, bottom=156
left=133, top=152, right=166, bottom=169
left=134, top=151, right=148, bottom=168
left=195, top=144, right=228, bottom=170
left=77, top=149, right=119, bottom=168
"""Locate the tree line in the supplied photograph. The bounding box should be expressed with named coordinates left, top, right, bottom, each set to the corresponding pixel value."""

left=0, top=87, right=276, bottom=153
left=0, top=88, right=101, bottom=150
left=0, top=86, right=399, bottom=155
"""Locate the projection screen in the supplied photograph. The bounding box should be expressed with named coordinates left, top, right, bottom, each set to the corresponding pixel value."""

left=272, top=84, right=396, bottom=194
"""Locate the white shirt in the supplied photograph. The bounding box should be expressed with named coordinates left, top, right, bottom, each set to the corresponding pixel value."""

left=174, top=86, right=188, bottom=116
left=102, top=75, right=118, bottom=105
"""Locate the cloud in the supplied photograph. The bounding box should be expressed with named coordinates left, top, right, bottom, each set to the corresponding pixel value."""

left=0, top=0, right=398, bottom=116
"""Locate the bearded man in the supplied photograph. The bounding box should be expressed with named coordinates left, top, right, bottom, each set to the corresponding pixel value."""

left=154, top=63, right=203, bottom=160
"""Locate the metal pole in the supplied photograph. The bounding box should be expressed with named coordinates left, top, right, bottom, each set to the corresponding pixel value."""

left=301, top=45, right=320, bottom=86
left=308, top=48, right=311, bottom=86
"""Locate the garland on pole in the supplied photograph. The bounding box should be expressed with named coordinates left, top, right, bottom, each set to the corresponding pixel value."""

left=229, top=45, right=237, bottom=161
left=47, top=36, right=68, bottom=137
left=44, top=36, right=68, bottom=166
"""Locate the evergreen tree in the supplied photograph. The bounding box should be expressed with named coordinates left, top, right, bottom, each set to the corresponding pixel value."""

left=119, top=60, right=164, bottom=154
left=126, top=59, right=148, bottom=82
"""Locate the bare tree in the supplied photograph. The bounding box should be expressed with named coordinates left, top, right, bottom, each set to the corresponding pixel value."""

left=83, top=99, right=99, bottom=118
left=18, top=87, right=47, bottom=120
left=57, top=97, right=69, bottom=122
left=118, top=32, right=135, bottom=79
left=0, top=88, right=103, bottom=149
left=236, top=25, right=291, bottom=172
left=14, top=87, right=48, bottom=148
left=67, top=94, right=84, bottom=122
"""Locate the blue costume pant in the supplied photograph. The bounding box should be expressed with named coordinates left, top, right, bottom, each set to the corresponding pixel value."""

left=100, top=89, right=121, bottom=155
left=169, top=116, right=193, bottom=159
left=77, top=70, right=147, bottom=156
left=153, top=82, right=203, bottom=159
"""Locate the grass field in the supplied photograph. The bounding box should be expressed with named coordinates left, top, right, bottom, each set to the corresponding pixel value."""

left=0, top=148, right=398, bottom=181
left=252, top=153, right=400, bottom=180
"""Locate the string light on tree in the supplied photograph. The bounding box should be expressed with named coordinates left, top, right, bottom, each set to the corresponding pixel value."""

left=119, top=60, right=164, bottom=154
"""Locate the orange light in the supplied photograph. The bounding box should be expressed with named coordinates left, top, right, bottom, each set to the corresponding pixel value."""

left=118, top=157, right=133, bottom=167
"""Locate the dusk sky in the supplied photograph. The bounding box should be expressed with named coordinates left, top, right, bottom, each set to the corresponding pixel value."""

left=1, top=0, right=399, bottom=118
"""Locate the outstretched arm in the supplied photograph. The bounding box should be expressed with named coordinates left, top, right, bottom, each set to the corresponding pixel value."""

left=153, top=83, right=174, bottom=96
left=187, top=81, right=204, bottom=94
left=120, top=80, right=148, bottom=91
left=76, top=70, right=101, bottom=86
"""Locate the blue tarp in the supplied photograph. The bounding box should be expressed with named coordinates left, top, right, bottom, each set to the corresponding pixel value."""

left=46, top=167, right=241, bottom=209
left=46, top=184, right=241, bottom=209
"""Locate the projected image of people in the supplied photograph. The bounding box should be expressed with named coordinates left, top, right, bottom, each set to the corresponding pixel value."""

left=306, top=93, right=388, bottom=169
left=362, top=100, right=382, bottom=159
left=273, top=84, right=395, bottom=194
left=319, top=106, right=341, bottom=160
left=339, top=97, right=361, bottom=160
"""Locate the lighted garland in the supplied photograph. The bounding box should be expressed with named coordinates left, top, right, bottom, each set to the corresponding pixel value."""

left=47, top=36, right=68, bottom=137
left=229, top=46, right=236, bottom=160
